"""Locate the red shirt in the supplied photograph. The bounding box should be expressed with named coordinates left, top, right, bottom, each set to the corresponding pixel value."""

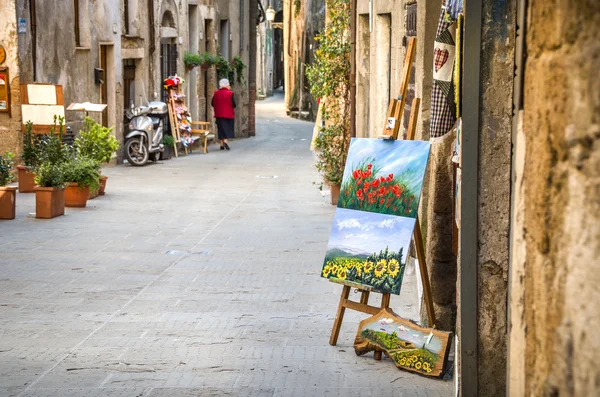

left=211, top=88, right=236, bottom=119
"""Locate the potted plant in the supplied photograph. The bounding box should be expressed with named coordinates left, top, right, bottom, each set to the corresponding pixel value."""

left=161, top=135, right=175, bottom=160
left=18, top=121, right=40, bottom=193
left=199, top=52, right=216, bottom=70
left=34, top=162, right=66, bottom=219
left=74, top=117, right=119, bottom=196
left=0, top=152, right=16, bottom=220
left=184, top=52, right=202, bottom=70
left=63, top=157, right=101, bottom=208
left=215, top=55, right=234, bottom=82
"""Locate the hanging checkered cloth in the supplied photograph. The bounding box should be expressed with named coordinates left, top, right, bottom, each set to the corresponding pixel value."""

left=430, top=8, right=457, bottom=138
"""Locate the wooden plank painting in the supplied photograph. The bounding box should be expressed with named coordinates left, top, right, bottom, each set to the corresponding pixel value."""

left=354, top=308, right=452, bottom=378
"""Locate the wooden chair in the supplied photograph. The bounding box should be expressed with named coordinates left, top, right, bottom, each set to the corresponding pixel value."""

left=190, top=121, right=215, bottom=154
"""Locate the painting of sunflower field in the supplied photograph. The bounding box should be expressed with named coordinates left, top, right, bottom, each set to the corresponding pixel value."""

left=321, top=208, right=415, bottom=295
left=354, top=309, right=452, bottom=378
left=338, top=139, right=430, bottom=218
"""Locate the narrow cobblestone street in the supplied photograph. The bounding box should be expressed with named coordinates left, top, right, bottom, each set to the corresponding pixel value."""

left=0, top=93, right=453, bottom=397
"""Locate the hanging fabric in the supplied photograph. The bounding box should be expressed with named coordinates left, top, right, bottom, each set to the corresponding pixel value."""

left=430, top=5, right=461, bottom=139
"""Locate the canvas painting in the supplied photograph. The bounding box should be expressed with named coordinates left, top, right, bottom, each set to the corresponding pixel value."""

left=354, top=309, right=452, bottom=378
left=338, top=138, right=430, bottom=218
left=321, top=208, right=415, bottom=295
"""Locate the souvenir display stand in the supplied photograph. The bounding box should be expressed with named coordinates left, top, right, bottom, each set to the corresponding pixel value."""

left=165, top=76, right=214, bottom=157
left=328, top=38, right=436, bottom=357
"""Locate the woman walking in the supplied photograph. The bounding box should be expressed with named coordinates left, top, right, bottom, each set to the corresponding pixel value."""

left=211, top=78, right=236, bottom=150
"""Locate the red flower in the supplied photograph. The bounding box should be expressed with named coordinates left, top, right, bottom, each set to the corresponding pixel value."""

left=367, top=164, right=373, bottom=170
left=380, top=198, right=385, bottom=205
left=353, top=170, right=360, bottom=179
left=393, top=207, right=397, bottom=211
left=387, top=176, right=393, bottom=183
left=372, top=180, right=380, bottom=189
left=368, top=193, right=374, bottom=200
left=357, top=179, right=362, bottom=186
left=379, top=187, right=386, bottom=196
left=388, top=173, right=394, bottom=179
left=356, top=189, right=363, bottom=197
left=362, top=171, right=370, bottom=179
left=380, top=176, right=386, bottom=183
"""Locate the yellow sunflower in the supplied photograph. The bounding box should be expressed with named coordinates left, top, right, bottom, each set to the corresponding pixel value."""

left=415, top=361, right=422, bottom=370
left=337, top=267, right=347, bottom=280
left=374, top=259, right=387, bottom=278
left=363, top=261, right=374, bottom=273
left=422, top=362, right=432, bottom=372
left=399, top=358, right=407, bottom=366
left=387, top=259, right=400, bottom=278
left=322, top=266, right=331, bottom=277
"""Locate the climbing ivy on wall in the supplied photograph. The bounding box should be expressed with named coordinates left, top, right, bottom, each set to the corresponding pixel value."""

left=305, top=0, right=351, bottom=186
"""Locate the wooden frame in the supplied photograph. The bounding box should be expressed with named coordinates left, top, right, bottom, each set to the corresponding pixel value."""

left=0, top=67, right=10, bottom=117
left=190, top=121, right=215, bottom=154
left=20, top=83, right=65, bottom=133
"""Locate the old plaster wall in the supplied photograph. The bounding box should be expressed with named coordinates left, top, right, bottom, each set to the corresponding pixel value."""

left=511, top=1, right=600, bottom=395
left=355, top=0, right=407, bottom=138
left=0, top=0, right=21, bottom=157
left=475, top=0, right=516, bottom=395
left=283, top=0, right=324, bottom=121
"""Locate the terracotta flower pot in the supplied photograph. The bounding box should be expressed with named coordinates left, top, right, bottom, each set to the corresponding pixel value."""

left=331, top=184, right=341, bottom=206
left=35, top=186, right=65, bottom=219
left=65, top=183, right=90, bottom=208
left=99, top=175, right=108, bottom=196
left=17, top=165, right=36, bottom=193
left=0, top=186, right=17, bottom=220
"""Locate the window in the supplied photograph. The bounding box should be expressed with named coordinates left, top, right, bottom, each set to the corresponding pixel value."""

left=74, top=0, right=80, bottom=46
left=124, top=0, right=130, bottom=35
left=74, top=0, right=90, bottom=47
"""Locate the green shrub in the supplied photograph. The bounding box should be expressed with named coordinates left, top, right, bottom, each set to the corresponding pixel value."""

left=63, top=157, right=101, bottom=191
left=21, top=121, right=42, bottom=169
left=38, top=116, right=70, bottom=167
left=0, top=152, right=15, bottom=187
left=232, top=56, right=246, bottom=84
left=163, top=135, right=175, bottom=146
left=75, top=117, right=119, bottom=164
left=214, top=55, right=234, bottom=82
left=184, top=52, right=202, bottom=68
left=34, top=162, right=65, bottom=188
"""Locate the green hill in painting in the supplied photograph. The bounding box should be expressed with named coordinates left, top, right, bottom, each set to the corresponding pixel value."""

left=325, top=247, right=370, bottom=261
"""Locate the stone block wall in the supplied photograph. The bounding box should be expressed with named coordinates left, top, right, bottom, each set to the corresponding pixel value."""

left=509, top=1, right=600, bottom=395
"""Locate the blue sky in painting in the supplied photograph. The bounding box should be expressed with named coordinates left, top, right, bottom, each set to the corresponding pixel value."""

left=342, top=138, right=431, bottom=198
left=327, top=208, right=415, bottom=257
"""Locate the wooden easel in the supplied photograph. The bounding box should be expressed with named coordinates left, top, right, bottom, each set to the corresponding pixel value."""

left=329, top=37, right=436, bottom=351
left=378, top=37, right=417, bottom=140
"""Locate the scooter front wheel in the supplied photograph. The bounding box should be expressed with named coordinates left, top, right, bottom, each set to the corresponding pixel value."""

left=125, top=137, right=149, bottom=166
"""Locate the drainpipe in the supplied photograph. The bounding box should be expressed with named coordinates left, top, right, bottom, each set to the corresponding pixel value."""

left=30, top=0, right=37, bottom=81
left=460, top=0, right=483, bottom=395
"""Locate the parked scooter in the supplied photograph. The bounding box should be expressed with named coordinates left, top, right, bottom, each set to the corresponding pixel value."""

left=124, top=80, right=168, bottom=166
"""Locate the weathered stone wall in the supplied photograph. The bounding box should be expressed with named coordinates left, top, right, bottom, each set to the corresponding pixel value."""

left=509, top=1, right=600, bottom=395
left=283, top=0, right=324, bottom=120
left=0, top=0, right=21, bottom=157
left=476, top=0, right=516, bottom=395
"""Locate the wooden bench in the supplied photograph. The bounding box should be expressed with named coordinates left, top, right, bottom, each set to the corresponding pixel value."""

left=190, top=121, right=215, bottom=154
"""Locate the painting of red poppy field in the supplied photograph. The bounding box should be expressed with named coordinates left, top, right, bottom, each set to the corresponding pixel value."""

left=338, top=139, right=431, bottom=218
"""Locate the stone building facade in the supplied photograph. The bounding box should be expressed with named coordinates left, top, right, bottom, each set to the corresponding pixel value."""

left=256, top=0, right=284, bottom=99
left=0, top=0, right=251, bottom=162
left=282, top=0, right=325, bottom=120
left=351, top=0, right=600, bottom=396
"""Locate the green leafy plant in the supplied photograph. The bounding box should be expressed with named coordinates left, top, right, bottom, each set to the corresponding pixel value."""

left=232, top=56, right=246, bottom=84
left=21, top=121, right=42, bottom=169
left=214, top=55, right=235, bottom=82
left=38, top=116, right=70, bottom=167
left=74, top=117, right=119, bottom=164
left=34, top=162, right=65, bottom=188
left=0, top=152, right=15, bottom=187
left=199, top=52, right=216, bottom=67
left=305, top=0, right=351, bottom=186
left=163, top=135, right=175, bottom=146
left=63, top=156, right=101, bottom=191
left=184, top=52, right=202, bottom=68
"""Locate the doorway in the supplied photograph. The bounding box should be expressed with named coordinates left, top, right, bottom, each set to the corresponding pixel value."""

left=160, top=39, right=177, bottom=102
left=100, top=45, right=108, bottom=127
